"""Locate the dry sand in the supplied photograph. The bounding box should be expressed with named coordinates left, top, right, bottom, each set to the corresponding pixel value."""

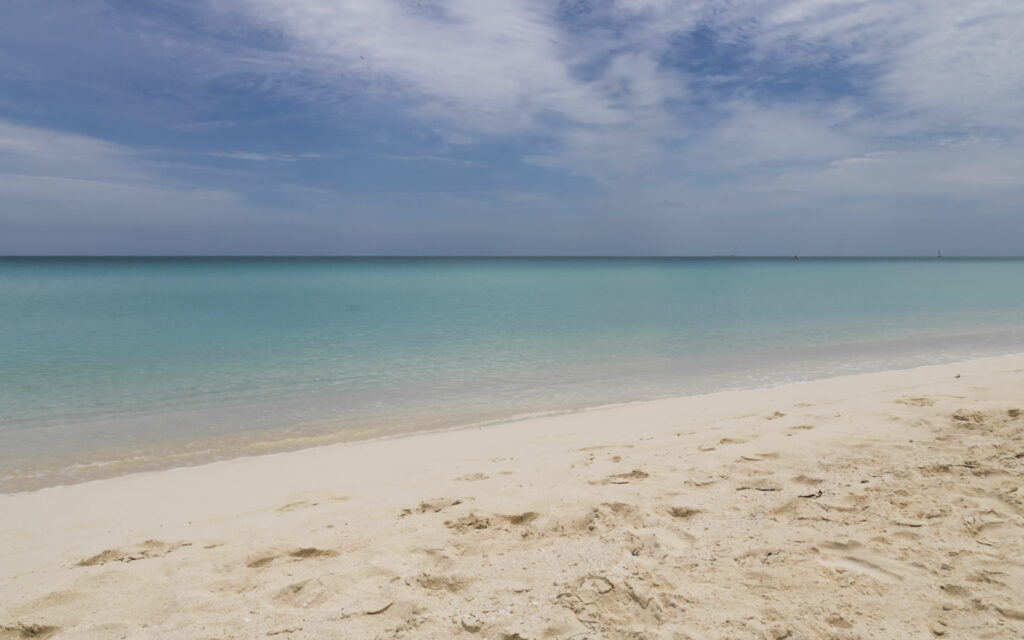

left=2, top=355, right=1023, bottom=639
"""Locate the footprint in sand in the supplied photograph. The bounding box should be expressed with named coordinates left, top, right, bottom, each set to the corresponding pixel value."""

left=963, top=511, right=1019, bottom=543
left=399, top=498, right=464, bottom=517
left=737, top=452, right=781, bottom=462
left=0, top=624, right=61, bottom=640
left=246, top=547, right=338, bottom=568
left=555, top=574, right=665, bottom=628
left=445, top=511, right=537, bottom=534
left=733, top=547, right=786, bottom=567
left=248, top=554, right=281, bottom=568
left=273, top=578, right=331, bottom=608
left=735, top=480, right=782, bottom=492
left=334, top=575, right=398, bottom=616
left=825, top=614, right=855, bottom=629
left=995, top=605, right=1024, bottom=621
left=718, top=437, right=748, bottom=445
left=897, top=397, right=936, bottom=407
left=416, top=573, right=471, bottom=593
left=813, top=540, right=905, bottom=584
left=444, top=513, right=491, bottom=532
left=591, top=469, right=649, bottom=485
left=277, top=501, right=314, bottom=512
left=276, top=574, right=400, bottom=614
left=500, top=511, right=540, bottom=525
left=666, top=506, right=700, bottom=519
left=788, top=424, right=815, bottom=433
left=276, top=496, right=347, bottom=512
left=289, top=547, right=338, bottom=559
left=952, top=410, right=988, bottom=428
left=939, top=584, right=972, bottom=599
left=685, top=475, right=717, bottom=487
left=578, top=444, right=634, bottom=452
left=75, top=540, right=191, bottom=567
left=581, top=502, right=648, bottom=531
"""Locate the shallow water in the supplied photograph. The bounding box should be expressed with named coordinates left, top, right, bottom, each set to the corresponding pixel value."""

left=2, top=257, right=1023, bottom=491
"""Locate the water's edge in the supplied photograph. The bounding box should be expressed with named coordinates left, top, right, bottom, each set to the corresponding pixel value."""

left=5, top=348, right=1021, bottom=495
left=4, top=258, right=1023, bottom=492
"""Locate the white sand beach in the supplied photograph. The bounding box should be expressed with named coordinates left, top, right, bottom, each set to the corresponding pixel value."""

left=2, top=355, right=1023, bottom=639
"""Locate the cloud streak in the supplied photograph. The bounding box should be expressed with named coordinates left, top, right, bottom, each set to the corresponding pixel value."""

left=1, top=0, right=1022, bottom=254
left=221, top=1, right=1024, bottom=174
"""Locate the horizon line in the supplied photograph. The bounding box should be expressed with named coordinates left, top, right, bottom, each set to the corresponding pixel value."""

left=1, top=254, right=1022, bottom=260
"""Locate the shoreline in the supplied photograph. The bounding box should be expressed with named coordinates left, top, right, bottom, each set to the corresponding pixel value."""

left=2, top=353, right=1023, bottom=637
left=5, top=347, right=1024, bottom=495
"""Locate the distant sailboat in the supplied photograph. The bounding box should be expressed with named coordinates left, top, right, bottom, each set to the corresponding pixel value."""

left=937, top=249, right=942, bottom=258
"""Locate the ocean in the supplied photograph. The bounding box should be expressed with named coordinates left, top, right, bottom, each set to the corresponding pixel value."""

left=2, top=257, right=1023, bottom=492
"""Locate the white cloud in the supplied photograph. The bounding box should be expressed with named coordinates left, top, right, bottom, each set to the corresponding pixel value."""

left=0, top=120, right=137, bottom=183
left=0, top=120, right=242, bottom=225
left=776, top=141, right=1024, bottom=200
left=695, top=0, right=1024, bottom=134
left=218, top=0, right=1024, bottom=189
left=205, top=151, right=328, bottom=162
left=693, top=101, right=860, bottom=168
left=225, top=0, right=623, bottom=132
left=6, top=1, right=1024, bottom=253
left=218, top=0, right=694, bottom=177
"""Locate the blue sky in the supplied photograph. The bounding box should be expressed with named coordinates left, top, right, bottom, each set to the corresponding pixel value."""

left=1, top=0, right=1022, bottom=255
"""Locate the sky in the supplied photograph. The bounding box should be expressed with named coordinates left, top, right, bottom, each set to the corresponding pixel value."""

left=1, top=0, right=1022, bottom=256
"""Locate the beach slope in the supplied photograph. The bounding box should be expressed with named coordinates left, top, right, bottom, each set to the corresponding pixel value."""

left=2, top=355, right=1023, bottom=639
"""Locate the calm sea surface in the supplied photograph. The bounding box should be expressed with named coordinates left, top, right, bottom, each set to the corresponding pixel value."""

left=2, top=257, right=1023, bottom=491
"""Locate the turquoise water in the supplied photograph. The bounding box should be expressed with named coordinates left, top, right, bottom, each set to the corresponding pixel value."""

left=2, top=257, right=1023, bottom=491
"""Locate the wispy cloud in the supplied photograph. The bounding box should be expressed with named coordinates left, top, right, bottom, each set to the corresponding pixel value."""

left=376, top=153, right=476, bottom=166
left=0, top=119, right=244, bottom=235
left=219, top=0, right=1023, bottom=179
left=205, top=151, right=327, bottom=162
left=220, top=0, right=622, bottom=132
left=2, top=0, right=1022, bottom=254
